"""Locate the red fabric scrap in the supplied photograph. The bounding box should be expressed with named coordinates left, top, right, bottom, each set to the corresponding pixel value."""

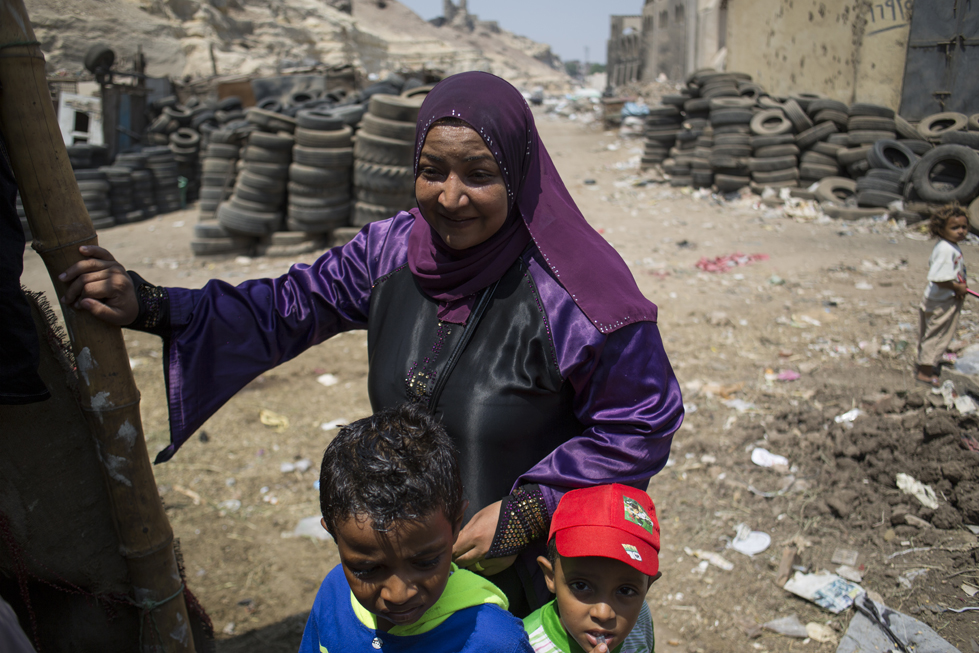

left=695, top=252, right=769, bottom=273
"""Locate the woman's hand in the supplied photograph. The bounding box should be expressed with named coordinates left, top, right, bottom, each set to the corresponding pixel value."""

left=452, top=500, right=517, bottom=576
left=59, top=245, right=138, bottom=326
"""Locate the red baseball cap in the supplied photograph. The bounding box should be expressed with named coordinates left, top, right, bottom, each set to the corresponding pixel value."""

left=549, top=484, right=660, bottom=576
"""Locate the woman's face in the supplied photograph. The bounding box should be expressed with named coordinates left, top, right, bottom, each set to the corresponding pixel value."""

left=415, top=124, right=509, bottom=251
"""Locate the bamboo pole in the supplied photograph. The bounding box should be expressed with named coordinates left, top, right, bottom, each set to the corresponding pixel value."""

left=0, top=2, right=196, bottom=650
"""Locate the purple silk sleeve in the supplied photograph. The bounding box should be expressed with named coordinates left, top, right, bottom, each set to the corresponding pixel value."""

left=155, top=214, right=413, bottom=462
left=519, top=256, right=683, bottom=513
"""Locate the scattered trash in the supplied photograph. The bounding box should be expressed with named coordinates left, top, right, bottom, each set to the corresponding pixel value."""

left=259, top=408, right=289, bottom=432
left=217, top=499, right=241, bottom=513
left=751, top=447, right=789, bottom=469
left=936, top=379, right=955, bottom=409
left=896, top=473, right=940, bottom=509
left=836, top=565, right=863, bottom=583
left=729, top=523, right=771, bottom=556
left=831, top=548, right=859, bottom=566
left=834, top=408, right=865, bottom=424
left=854, top=281, right=874, bottom=290
left=722, top=398, right=755, bottom=413
left=317, top=373, right=339, bottom=387
left=173, top=485, right=201, bottom=506
left=953, top=344, right=979, bottom=374
left=961, top=582, right=979, bottom=598
left=225, top=478, right=236, bottom=487
left=776, top=545, right=802, bottom=587
left=904, top=514, right=933, bottom=529
left=684, top=547, right=734, bottom=571
left=695, top=252, right=769, bottom=273
left=839, top=593, right=959, bottom=653
left=198, top=431, right=210, bottom=443
left=898, top=568, right=928, bottom=589
left=281, top=458, right=312, bottom=473
left=762, top=614, right=808, bottom=638
left=777, top=369, right=800, bottom=381
left=783, top=570, right=862, bottom=613
left=286, top=516, right=332, bottom=542
left=222, top=622, right=235, bottom=635
left=583, top=179, right=596, bottom=185
left=954, top=394, right=977, bottom=415
left=320, top=418, right=347, bottom=430
left=806, top=622, right=836, bottom=643
left=768, top=274, right=785, bottom=285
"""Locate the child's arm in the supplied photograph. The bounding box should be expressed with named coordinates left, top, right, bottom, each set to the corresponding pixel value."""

left=934, top=278, right=968, bottom=298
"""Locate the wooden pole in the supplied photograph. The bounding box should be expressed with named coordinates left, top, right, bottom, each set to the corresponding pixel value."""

left=0, top=2, right=196, bottom=651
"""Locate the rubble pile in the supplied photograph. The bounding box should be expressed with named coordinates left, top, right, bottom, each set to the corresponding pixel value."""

left=643, top=71, right=979, bottom=222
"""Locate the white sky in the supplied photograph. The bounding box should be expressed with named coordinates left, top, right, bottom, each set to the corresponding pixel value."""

left=396, top=0, right=645, bottom=64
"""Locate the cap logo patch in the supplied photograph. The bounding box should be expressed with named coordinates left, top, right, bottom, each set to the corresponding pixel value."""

left=623, top=496, right=654, bottom=534
left=622, top=544, right=642, bottom=561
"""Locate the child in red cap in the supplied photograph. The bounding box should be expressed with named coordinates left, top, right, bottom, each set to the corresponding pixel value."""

left=522, top=484, right=661, bottom=653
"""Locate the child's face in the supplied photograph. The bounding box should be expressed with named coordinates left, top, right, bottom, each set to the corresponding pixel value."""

left=539, top=554, right=656, bottom=651
left=942, top=215, right=969, bottom=243
left=329, top=509, right=462, bottom=632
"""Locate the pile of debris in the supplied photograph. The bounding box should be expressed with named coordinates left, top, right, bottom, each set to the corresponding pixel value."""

left=642, top=70, right=979, bottom=223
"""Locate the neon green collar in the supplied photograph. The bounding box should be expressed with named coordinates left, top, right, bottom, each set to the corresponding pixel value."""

left=350, top=563, right=509, bottom=636
left=541, top=600, right=624, bottom=653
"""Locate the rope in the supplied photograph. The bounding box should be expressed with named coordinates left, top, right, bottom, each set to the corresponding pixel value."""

left=135, top=582, right=186, bottom=647
left=0, top=40, right=40, bottom=50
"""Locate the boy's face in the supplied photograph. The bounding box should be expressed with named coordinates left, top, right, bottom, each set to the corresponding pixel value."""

left=328, top=510, right=462, bottom=632
left=539, top=554, right=657, bottom=651
left=942, top=215, right=968, bottom=243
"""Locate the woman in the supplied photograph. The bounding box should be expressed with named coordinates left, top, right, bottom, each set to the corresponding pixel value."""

left=60, top=72, right=683, bottom=616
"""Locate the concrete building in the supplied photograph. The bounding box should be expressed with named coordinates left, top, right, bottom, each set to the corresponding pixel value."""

left=634, top=0, right=726, bottom=84
left=607, top=15, right=643, bottom=86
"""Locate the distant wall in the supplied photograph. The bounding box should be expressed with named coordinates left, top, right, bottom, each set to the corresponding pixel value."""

left=726, top=0, right=910, bottom=109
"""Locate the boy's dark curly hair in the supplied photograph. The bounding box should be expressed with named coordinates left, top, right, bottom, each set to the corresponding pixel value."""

left=319, top=402, right=463, bottom=535
left=929, top=203, right=968, bottom=239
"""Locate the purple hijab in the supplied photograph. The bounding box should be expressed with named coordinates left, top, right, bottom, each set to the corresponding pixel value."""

left=406, top=71, right=657, bottom=332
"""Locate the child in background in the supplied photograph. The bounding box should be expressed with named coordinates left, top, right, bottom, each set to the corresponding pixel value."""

left=300, top=403, right=532, bottom=653
left=917, top=205, right=969, bottom=387
left=524, top=484, right=661, bottom=653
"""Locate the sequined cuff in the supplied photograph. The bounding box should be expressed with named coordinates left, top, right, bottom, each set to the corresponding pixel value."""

left=127, top=271, right=170, bottom=333
left=486, top=484, right=549, bottom=559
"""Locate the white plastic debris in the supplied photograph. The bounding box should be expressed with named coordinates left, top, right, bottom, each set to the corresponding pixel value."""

left=729, top=523, right=771, bottom=556
left=896, top=473, right=940, bottom=509
left=290, top=516, right=332, bottom=541
left=317, top=373, right=339, bottom=387
left=217, top=499, right=241, bottom=513
left=836, top=565, right=863, bottom=583
left=806, top=622, right=836, bottom=643
left=751, top=447, right=789, bottom=468
left=783, top=570, right=862, bottom=613
left=684, top=547, right=734, bottom=571
left=834, top=408, right=865, bottom=424
left=762, top=614, right=808, bottom=638
left=722, top=398, right=755, bottom=413
left=954, top=394, right=977, bottom=415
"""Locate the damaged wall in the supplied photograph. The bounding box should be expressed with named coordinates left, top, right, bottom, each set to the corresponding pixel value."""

left=726, top=0, right=910, bottom=109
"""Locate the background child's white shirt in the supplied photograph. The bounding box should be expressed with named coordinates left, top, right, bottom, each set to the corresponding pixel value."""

left=924, top=239, right=965, bottom=302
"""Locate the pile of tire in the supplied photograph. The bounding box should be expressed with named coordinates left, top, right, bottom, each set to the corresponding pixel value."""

left=66, top=144, right=109, bottom=170
left=74, top=169, right=115, bottom=231
left=141, top=146, right=181, bottom=214
left=100, top=165, right=143, bottom=224
left=115, top=152, right=156, bottom=219
left=214, top=108, right=294, bottom=242
left=641, top=100, right=684, bottom=167
left=286, top=109, right=354, bottom=235
left=665, top=119, right=703, bottom=188
left=352, top=93, right=425, bottom=227
left=169, top=127, right=201, bottom=203
left=197, top=130, right=245, bottom=223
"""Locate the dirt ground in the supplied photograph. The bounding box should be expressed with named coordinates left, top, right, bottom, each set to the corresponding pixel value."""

left=20, top=112, right=979, bottom=651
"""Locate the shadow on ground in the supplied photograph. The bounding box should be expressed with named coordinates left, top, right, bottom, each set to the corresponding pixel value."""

left=215, top=613, right=308, bottom=652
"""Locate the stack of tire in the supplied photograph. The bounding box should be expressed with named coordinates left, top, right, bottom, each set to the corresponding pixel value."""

left=197, top=130, right=243, bottom=223
left=707, top=97, right=753, bottom=190
left=169, top=127, right=201, bottom=203
left=115, top=152, right=156, bottom=219
left=141, top=146, right=181, bottom=214
left=352, top=93, right=425, bottom=227
left=664, top=119, right=703, bottom=188
left=100, top=165, right=142, bottom=224
left=690, top=131, right=714, bottom=189
left=215, top=108, right=294, bottom=239
left=641, top=100, right=684, bottom=168
left=745, top=106, right=797, bottom=192
left=74, top=169, right=114, bottom=230
left=66, top=144, right=109, bottom=170
left=286, top=109, right=354, bottom=235
left=906, top=112, right=979, bottom=212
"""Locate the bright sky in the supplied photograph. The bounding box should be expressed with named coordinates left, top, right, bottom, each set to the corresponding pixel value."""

left=396, top=0, right=644, bottom=65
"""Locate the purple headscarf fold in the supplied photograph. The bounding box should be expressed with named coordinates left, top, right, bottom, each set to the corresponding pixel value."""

left=407, top=71, right=657, bottom=332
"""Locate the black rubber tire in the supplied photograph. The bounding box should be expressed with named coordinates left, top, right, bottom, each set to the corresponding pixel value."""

left=748, top=155, right=798, bottom=172
left=289, top=192, right=350, bottom=209
left=911, top=144, right=979, bottom=203
left=289, top=163, right=351, bottom=187
left=713, top=133, right=751, bottom=146
left=810, top=141, right=844, bottom=157
left=201, top=158, right=235, bottom=174
left=288, top=178, right=350, bottom=197
left=75, top=169, right=108, bottom=181
left=242, top=162, right=289, bottom=180
left=806, top=99, right=848, bottom=116
left=711, top=144, right=752, bottom=157
left=849, top=103, right=895, bottom=119
left=867, top=139, right=917, bottom=171
left=848, top=116, right=896, bottom=132
left=848, top=130, right=897, bottom=144
left=751, top=134, right=795, bottom=149
left=169, top=128, right=201, bottom=148
left=295, top=109, right=345, bottom=131
left=754, top=144, right=800, bottom=158
left=866, top=168, right=903, bottom=183
left=351, top=201, right=400, bottom=227
left=848, top=159, right=871, bottom=176
left=287, top=202, right=352, bottom=229
left=917, top=112, right=968, bottom=140
left=237, top=170, right=286, bottom=194
left=353, top=161, right=414, bottom=192
left=894, top=114, right=919, bottom=140
left=796, top=121, right=838, bottom=148
left=713, top=174, right=750, bottom=192
left=799, top=162, right=841, bottom=179
left=292, top=145, right=354, bottom=168
left=708, top=97, right=755, bottom=111
left=294, top=126, right=353, bottom=148
left=354, top=186, right=415, bottom=206
left=216, top=200, right=282, bottom=236
left=77, top=180, right=111, bottom=193
left=837, top=145, right=872, bottom=165
left=815, top=176, right=857, bottom=203
left=242, top=144, right=291, bottom=164
left=812, top=109, right=849, bottom=130
left=969, top=196, right=979, bottom=233
left=353, top=132, right=414, bottom=166
left=857, top=189, right=902, bottom=207
left=940, top=130, right=979, bottom=149
left=800, top=151, right=839, bottom=167
left=901, top=139, right=934, bottom=155
left=782, top=99, right=813, bottom=132
left=206, top=143, right=240, bottom=159
left=360, top=113, right=417, bottom=141
left=84, top=44, right=115, bottom=73
left=194, top=222, right=230, bottom=239
left=710, top=109, right=754, bottom=126
left=827, top=133, right=851, bottom=145
left=750, top=109, right=793, bottom=136
left=752, top=167, right=800, bottom=183
left=856, top=176, right=901, bottom=194
left=368, top=94, right=424, bottom=122
left=249, top=131, right=294, bottom=151
left=683, top=98, right=711, bottom=114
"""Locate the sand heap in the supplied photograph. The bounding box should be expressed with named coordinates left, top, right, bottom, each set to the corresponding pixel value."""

left=27, top=0, right=569, bottom=90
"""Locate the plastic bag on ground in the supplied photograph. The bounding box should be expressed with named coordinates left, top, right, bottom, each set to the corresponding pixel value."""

left=837, top=593, right=959, bottom=653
